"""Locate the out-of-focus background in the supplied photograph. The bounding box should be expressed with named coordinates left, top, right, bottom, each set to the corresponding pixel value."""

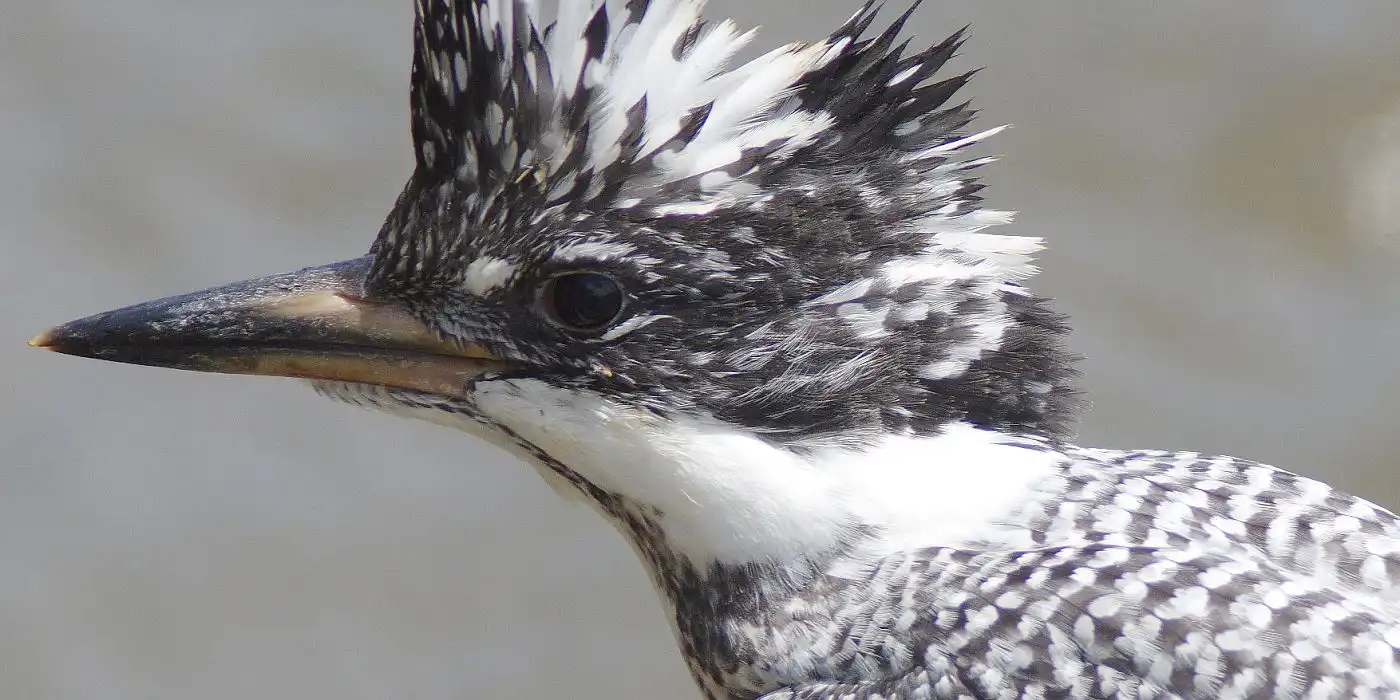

left=5, top=1, right=1400, bottom=697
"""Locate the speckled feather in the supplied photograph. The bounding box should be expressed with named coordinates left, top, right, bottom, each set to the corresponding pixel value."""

left=314, top=2, right=1400, bottom=699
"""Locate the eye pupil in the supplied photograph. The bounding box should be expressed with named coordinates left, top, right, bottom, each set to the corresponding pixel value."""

left=545, top=272, right=624, bottom=332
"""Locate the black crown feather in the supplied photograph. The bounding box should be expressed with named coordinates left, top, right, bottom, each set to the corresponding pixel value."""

left=362, top=0, right=1080, bottom=443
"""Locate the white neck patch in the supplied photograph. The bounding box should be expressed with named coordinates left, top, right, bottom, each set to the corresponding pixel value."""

left=468, top=378, right=1062, bottom=567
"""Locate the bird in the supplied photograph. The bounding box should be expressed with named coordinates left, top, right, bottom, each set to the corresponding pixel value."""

left=29, top=0, right=1400, bottom=698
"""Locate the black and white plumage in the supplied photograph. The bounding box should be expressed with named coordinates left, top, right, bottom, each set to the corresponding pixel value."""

left=30, top=2, right=1400, bottom=699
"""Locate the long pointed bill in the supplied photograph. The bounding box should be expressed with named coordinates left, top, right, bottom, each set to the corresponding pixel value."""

left=30, top=257, right=503, bottom=398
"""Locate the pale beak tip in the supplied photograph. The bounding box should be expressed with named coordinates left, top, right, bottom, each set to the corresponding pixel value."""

left=28, top=328, right=59, bottom=350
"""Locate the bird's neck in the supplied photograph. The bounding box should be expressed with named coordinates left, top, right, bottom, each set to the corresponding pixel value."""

left=470, top=379, right=1065, bottom=574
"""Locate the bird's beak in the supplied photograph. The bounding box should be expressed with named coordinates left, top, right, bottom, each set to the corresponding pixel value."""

left=29, top=256, right=504, bottom=398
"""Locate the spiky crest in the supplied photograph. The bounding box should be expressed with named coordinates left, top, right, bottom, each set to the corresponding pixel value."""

left=361, top=0, right=1078, bottom=442
left=370, top=0, right=1015, bottom=285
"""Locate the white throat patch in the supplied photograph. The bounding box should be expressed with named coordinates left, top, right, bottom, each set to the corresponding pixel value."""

left=469, top=378, right=1062, bottom=567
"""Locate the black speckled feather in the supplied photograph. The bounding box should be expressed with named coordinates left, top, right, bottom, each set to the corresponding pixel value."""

left=363, top=0, right=1079, bottom=447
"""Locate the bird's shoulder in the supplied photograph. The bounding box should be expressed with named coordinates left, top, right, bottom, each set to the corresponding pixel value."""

left=1003, top=444, right=1400, bottom=610
left=734, top=446, right=1400, bottom=698
left=704, top=441, right=1400, bottom=698
left=754, top=538, right=1400, bottom=699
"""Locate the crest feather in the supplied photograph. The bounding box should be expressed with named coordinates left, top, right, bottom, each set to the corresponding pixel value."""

left=395, top=0, right=1000, bottom=208
left=372, top=0, right=1027, bottom=307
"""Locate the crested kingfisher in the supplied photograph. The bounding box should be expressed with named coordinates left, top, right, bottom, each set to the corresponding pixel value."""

left=31, top=1, right=1400, bottom=698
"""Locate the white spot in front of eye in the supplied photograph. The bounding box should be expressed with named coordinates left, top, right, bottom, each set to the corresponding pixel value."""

left=463, top=256, right=518, bottom=297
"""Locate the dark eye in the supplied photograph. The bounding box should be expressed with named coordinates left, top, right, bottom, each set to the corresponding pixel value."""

left=541, top=272, right=625, bottom=333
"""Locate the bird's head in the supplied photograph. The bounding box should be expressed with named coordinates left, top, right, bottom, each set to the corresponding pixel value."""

left=35, top=0, right=1077, bottom=567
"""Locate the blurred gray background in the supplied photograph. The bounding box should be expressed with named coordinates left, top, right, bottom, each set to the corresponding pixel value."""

left=5, top=1, right=1400, bottom=698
